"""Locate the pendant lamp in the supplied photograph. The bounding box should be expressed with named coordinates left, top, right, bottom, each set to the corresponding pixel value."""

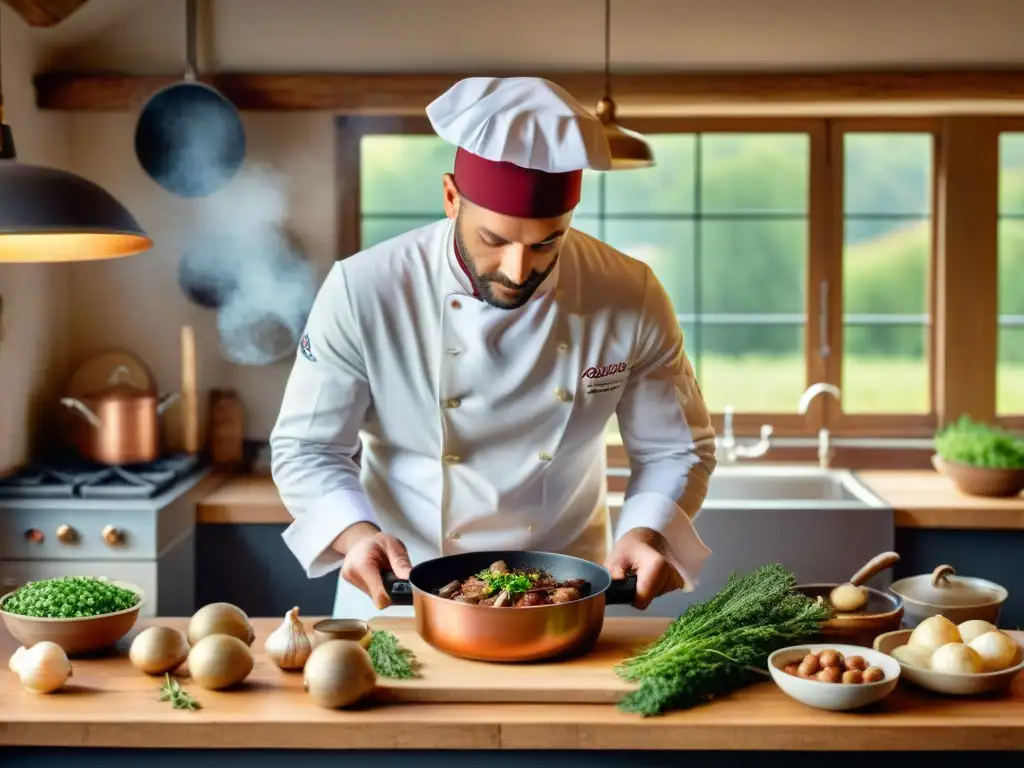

left=0, top=8, right=152, bottom=263
left=597, top=0, right=654, bottom=169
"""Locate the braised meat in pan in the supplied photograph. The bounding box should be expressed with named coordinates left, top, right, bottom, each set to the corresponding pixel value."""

left=435, top=560, right=590, bottom=607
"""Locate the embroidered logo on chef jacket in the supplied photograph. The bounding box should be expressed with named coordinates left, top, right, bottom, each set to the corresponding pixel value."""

left=580, top=362, right=628, bottom=395
left=299, top=333, right=317, bottom=362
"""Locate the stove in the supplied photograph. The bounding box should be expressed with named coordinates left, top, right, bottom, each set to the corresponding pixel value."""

left=0, top=453, right=201, bottom=500
left=0, top=454, right=210, bottom=617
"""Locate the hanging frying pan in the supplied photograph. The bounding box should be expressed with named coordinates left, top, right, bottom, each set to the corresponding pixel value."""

left=134, top=0, right=246, bottom=198
left=214, top=226, right=317, bottom=366
left=179, top=228, right=242, bottom=309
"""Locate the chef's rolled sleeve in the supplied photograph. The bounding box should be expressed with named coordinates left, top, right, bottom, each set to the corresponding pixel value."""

left=270, top=263, right=378, bottom=578
left=614, top=265, right=717, bottom=590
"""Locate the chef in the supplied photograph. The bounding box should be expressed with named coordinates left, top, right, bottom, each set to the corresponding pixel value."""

left=270, top=76, right=717, bottom=621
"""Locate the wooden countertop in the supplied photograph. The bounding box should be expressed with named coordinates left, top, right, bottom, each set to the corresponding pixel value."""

left=196, top=471, right=1024, bottom=530
left=2, top=617, right=1023, bottom=751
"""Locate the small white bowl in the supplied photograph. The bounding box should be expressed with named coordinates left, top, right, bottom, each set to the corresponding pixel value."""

left=873, top=629, right=1024, bottom=696
left=768, top=643, right=901, bottom=711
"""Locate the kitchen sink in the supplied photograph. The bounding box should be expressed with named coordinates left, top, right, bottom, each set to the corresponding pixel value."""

left=703, top=465, right=886, bottom=508
left=606, top=464, right=895, bottom=620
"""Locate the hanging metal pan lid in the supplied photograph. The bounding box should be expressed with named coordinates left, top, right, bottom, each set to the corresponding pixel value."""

left=134, top=0, right=246, bottom=198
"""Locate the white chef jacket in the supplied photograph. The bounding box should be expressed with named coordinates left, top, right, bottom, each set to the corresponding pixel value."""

left=270, top=218, right=716, bottom=620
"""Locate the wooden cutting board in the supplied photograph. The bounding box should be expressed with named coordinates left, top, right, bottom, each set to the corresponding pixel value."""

left=367, top=617, right=669, bottom=704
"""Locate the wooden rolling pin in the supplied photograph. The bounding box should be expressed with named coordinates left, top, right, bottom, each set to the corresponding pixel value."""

left=181, top=325, right=200, bottom=454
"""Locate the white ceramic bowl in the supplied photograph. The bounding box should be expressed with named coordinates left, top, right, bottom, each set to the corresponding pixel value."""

left=873, top=628, right=1024, bottom=696
left=768, top=643, right=901, bottom=711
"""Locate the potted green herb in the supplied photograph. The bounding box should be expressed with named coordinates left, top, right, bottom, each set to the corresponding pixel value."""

left=932, top=416, right=1024, bottom=497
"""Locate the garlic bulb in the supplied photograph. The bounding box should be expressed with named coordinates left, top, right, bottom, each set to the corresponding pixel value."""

left=17, top=641, right=73, bottom=693
left=264, top=606, right=312, bottom=670
left=9, top=645, right=26, bottom=674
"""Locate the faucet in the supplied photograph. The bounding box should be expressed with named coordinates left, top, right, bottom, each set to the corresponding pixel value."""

left=797, top=383, right=842, bottom=469
left=719, top=405, right=774, bottom=464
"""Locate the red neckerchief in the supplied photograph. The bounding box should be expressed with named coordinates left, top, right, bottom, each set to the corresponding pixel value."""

left=452, top=237, right=481, bottom=299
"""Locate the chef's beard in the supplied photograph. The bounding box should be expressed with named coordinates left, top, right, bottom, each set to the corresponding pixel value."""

left=455, top=214, right=559, bottom=310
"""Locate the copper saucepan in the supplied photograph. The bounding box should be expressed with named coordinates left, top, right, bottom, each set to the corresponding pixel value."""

left=383, top=550, right=637, bottom=663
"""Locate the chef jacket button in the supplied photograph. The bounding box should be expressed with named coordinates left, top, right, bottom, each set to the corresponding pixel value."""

left=527, top=523, right=536, bottom=533
left=557, top=342, right=569, bottom=353
left=538, top=451, right=553, bottom=462
left=553, top=386, right=571, bottom=402
left=447, top=531, right=461, bottom=541
left=443, top=454, right=461, bottom=465
left=444, top=398, right=462, bottom=409
left=451, top=299, right=462, bottom=309
left=445, top=347, right=461, bottom=356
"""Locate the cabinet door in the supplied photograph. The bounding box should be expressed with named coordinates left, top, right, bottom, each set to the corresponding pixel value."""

left=196, top=524, right=337, bottom=617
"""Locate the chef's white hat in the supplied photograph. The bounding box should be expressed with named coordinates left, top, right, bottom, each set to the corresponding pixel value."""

left=426, top=76, right=613, bottom=218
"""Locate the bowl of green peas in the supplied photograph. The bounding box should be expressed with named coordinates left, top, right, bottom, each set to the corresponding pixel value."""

left=0, top=576, right=145, bottom=656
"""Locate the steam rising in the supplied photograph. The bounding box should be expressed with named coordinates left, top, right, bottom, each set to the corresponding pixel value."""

left=162, top=105, right=316, bottom=366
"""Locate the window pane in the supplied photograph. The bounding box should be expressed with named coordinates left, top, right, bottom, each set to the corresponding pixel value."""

left=999, top=133, right=1024, bottom=215
left=699, top=220, right=806, bottom=314
left=998, top=326, right=1024, bottom=415
left=361, top=136, right=453, bottom=214
left=998, top=136, right=1024, bottom=414
left=603, top=135, right=696, bottom=214
left=842, top=325, right=930, bottom=413
left=362, top=218, right=441, bottom=250
left=700, top=134, right=809, bottom=213
left=700, top=324, right=806, bottom=413
left=604, top=220, right=695, bottom=315
left=844, top=133, right=932, bottom=217
left=842, top=132, right=933, bottom=415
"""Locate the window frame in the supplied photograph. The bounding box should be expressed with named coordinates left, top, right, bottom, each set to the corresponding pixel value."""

left=993, top=118, right=1024, bottom=431
left=334, top=114, right=959, bottom=455
left=824, top=117, right=941, bottom=438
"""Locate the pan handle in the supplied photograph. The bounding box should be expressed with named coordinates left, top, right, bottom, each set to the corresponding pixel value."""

left=382, top=571, right=414, bottom=606
left=605, top=572, right=638, bottom=605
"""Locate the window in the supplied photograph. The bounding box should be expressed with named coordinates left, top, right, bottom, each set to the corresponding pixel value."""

left=838, top=129, right=934, bottom=418
left=998, top=132, right=1024, bottom=417
left=341, top=116, right=940, bottom=444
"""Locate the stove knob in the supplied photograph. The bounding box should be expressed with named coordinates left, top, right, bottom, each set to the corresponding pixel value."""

left=55, top=524, right=78, bottom=544
left=102, top=526, right=125, bottom=546
left=24, top=528, right=44, bottom=544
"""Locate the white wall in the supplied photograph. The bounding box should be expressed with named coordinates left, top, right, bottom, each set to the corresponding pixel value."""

left=0, top=10, right=70, bottom=472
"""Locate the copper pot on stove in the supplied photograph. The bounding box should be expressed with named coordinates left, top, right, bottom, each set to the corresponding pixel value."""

left=60, top=365, right=179, bottom=465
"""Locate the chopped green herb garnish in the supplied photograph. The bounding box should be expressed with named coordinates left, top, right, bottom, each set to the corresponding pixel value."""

left=475, top=569, right=539, bottom=595
left=367, top=630, right=420, bottom=679
left=1, top=576, right=140, bottom=618
left=159, top=674, right=200, bottom=710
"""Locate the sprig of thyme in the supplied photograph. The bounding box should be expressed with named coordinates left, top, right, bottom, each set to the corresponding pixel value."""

left=367, top=630, right=420, bottom=679
left=158, top=673, right=201, bottom=710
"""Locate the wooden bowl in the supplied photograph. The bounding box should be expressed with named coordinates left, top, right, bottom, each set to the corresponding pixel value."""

left=796, top=584, right=904, bottom=647
left=0, top=580, right=144, bottom=657
left=932, top=454, right=1024, bottom=498
left=874, top=628, right=1024, bottom=696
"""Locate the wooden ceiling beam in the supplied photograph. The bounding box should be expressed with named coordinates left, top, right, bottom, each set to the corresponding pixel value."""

left=2, top=0, right=89, bottom=27
left=33, top=69, right=1024, bottom=113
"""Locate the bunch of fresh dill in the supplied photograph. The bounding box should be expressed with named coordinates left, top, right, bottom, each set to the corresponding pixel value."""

left=615, top=563, right=832, bottom=717
left=367, top=630, right=421, bottom=679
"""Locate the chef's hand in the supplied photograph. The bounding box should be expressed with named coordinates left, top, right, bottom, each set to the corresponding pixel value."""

left=335, top=522, right=413, bottom=609
left=605, top=527, right=685, bottom=610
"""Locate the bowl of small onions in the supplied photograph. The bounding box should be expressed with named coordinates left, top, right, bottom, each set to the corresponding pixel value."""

left=873, top=615, right=1024, bottom=696
left=768, top=643, right=901, bottom=711
left=0, top=576, right=144, bottom=656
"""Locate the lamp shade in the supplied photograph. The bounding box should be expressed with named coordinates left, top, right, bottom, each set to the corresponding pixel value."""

left=0, top=150, right=153, bottom=263
left=596, top=97, right=654, bottom=170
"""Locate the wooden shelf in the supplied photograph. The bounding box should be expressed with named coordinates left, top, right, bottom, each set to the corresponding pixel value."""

left=33, top=69, right=1024, bottom=113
